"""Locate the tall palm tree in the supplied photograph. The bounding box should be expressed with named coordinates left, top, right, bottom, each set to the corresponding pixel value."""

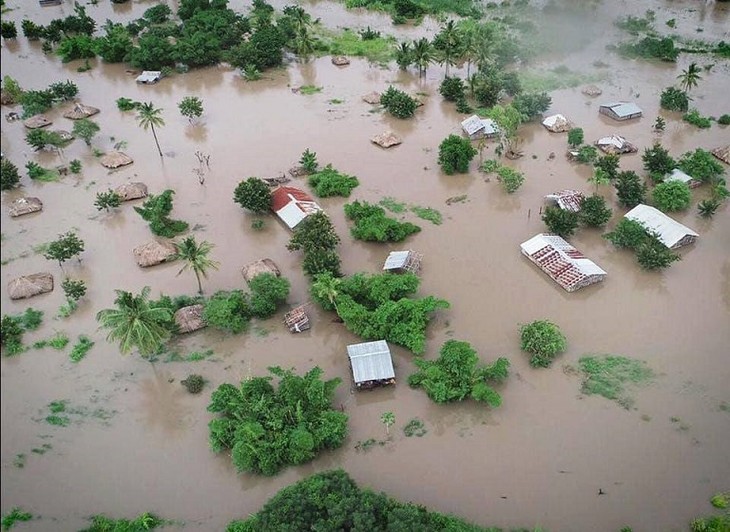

left=96, top=286, right=172, bottom=358
left=136, top=102, right=165, bottom=157
left=395, top=41, right=413, bottom=71
left=311, top=273, right=342, bottom=311
left=172, top=236, right=219, bottom=294
left=411, top=38, right=434, bottom=78
left=677, top=62, right=702, bottom=94
left=434, top=20, right=462, bottom=77
left=460, top=26, right=478, bottom=78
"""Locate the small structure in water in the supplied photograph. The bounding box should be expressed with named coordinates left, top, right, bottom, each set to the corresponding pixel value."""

left=664, top=168, right=701, bottom=189
left=544, top=190, right=585, bottom=213
left=599, top=102, right=643, bottom=121
left=595, top=134, right=637, bottom=154
left=461, top=115, right=499, bottom=140
left=136, top=71, right=163, bottom=84
left=8, top=272, right=54, bottom=300
left=241, top=258, right=281, bottom=284
left=270, top=186, right=323, bottom=230
left=9, top=197, right=43, bottom=218
left=383, top=250, right=423, bottom=274
left=133, top=240, right=177, bottom=268
left=711, top=145, right=729, bottom=165
left=284, top=305, right=310, bottom=333
left=347, top=340, right=396, bottom=390
left=114, top=182, right=148, bottom=201
left=39, top=0, right=62, bottom=6
left=624, top=204, right=698, bottom=249
left=174, top=305, right=206, bottom=334
left=542, top=114, right=573, bottom=133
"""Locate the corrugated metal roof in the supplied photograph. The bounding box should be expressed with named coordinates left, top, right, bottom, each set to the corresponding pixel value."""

left=665, top=168, right=694, bottom=184
left=383, top=251, right=410, bottom=270
left=271, top=186, right=315, bottom=211
left=545, top=190, right=584, bottom=212
left=521, top=234, right=607, bottom=291
left=600, top=102, right=642, bottom=118
left=624, top=204, right=698, bottom=249
left=347, top=340, right=395, bottom=383
left=481, top=118, right=498, bottom=136
left=275, top=202, right=308, bottom=230
left=596, top=135, right=628, bottom=149
left=461, top=115, right=483, bottom=135
left=136, top=71, right=162, bottom=83
left=271, top=186, right=322, bottom=230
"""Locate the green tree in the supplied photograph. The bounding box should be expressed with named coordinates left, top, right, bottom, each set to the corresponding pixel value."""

left=642, top=143, right=675, bottom=182
left=395, top=41, right=412, bottom=70
left=172, top=236, right=220, bottom=294
left=44, top=231, right=85, bottom=269
left=136, top=102, right=165, bottom=157
left=95, top=22, right=133, bottom=63
left=636, top=238, right=680, bottom=270
left=308, top=165, right=359, bottom=198
left=659, top=86, right=689, bottom=112
left=439, top=76, right=465, bottom=102
left=575, top=145, right=598, bottom=164
left=233, top=177, right=272, bottom=214
left=178, top=96, right=204, bottom=123
left=411, top=38, right=433, bottom=77
left=94, top=190, right=122, bottom=211
left=567, top=128, right=584, bottom=148
left=496, top=166, right=524, bottom=193
left=677, top=148, right=724, bottom=184
left=589, top=167, right=612, bottom=194
left=61, top=278, right=86, bottom=302
left=72, top=119, right=100, bottom=147
left=127, top=33, right=176, bottom=70
left=203, top=290, right=252, bottom=334
left=677, top=62, right=702, bottom=94
left=520, top=320, right=567, bottom=368
left=134, top=190, right=189, bottom=238
left=96, top=286, right=173, bottom=357
left=579, top=194, right=612, bottom=227
left=287, top=212, right=341, bottom=278
left=380, top=86, right=417, bottom=119
left=1, top=158, right=21, bottom=190
left=652, top=180, right=691, bottom=212
left=438, top=134, right=477, bottom=175
left=299, top=149, right=318, bottom=173
left=512, top=92, right=552, bottom=120
left=1, top=21, right=18, bottom=39
left=380, top=411, right=395, bottom=436
left=311, top=273, right=342, bottom=311
left=542, top=206, right=579, bottom=237
left=344, top=201, right=421, bottom=243
left=594, top=154, right=621, bottom=181
left=56, top=35, right=96, bottom=63
left=614, top=170, right=647, bottom=208
left=484, top=104, right=525, bottom=158
left=604, top=218, right=650, bottom=249
left=25, top=129, right=68, bottom=152
left=248, top=273, right=290, bottom=318
left=143, top=3, right=172, bottom=24
left=432, top=20, right=462, bottom=77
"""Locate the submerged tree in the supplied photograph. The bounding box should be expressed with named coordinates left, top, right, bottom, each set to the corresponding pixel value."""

left=172, top=236, right=220, bottom=294
left=44, top=231, right=85, bottom=270
left=136, top=102, right=165, bottom=157
left=677, top=62, right=702, bottom=94
left=178, top=96, right=203, bottom=123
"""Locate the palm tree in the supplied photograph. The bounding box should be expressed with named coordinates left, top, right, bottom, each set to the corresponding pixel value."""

left=96, top=286, right=172, bottom=358
left=411, top=38, right=434, bottom=78
left=136, top=102, right=165, bottom=157
left=395, top=41, right=412, bottom=71
left=434, top=20, right=462, bottom=77
left=460, top=26, right=478, bottom=78
left=677, top=62, right=702, bottom=94
left=311, top=273, right=342, bottom=311
left=172, top=236, right=219, bottom=294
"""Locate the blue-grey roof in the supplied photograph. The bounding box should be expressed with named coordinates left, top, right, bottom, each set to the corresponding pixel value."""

left=347, top=340, right=395, bottom=383
left=600, top=102, right=642, bottom=117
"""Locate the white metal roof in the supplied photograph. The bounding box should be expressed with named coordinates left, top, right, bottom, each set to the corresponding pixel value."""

left=665, top=168, right=694, bottom=184
left=461, top=115, right=483, bottom=135
left=542, top=114, right=570, bottom=130
left=521, top=234, right=607, bottom=276
left=347, top=340, right=395, bottom=383
left=275, top=202, right=308, bottom=230
left=624, top=205, right=698, bottom=249
left=545, top=190, right=584, bottom=212
left=383, top=251, right=410, bottom=270
left=136, top=71, right=162, bottom=83
left=596, top=135, right=629, bottom=149
left=600, top=102, right=642, bottom=117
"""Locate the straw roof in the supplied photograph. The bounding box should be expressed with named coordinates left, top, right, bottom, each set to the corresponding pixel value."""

left=63, top=103, right=100, bottom=120
left=371, top=131, right=402, bottom=148
left=362, top=91, right=381, bottom=104
left=332, top=56, right=350, bottom=66
left=542, top=114, right=573, bottom=133
left=133, top=240, right=177, bottom=267
left=582, top=85, right=603, bottom=97
left=114, top=182, right=148, bottom=201
left=712, top=145, right=729, bottom=165
left=100, top=151, right=133, bottom=169
left=9, top=197, right=43, bottom=217
left=23, top=115, right=52, bottom=129
left=241, top=258, right=281, bottom=284
left=174, top=304, right=206, bottom=334
left=8, top=272, right=54, bottom=300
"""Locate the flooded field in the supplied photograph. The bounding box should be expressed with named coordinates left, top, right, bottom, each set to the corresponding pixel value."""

left=1, top=0, right=729, bottom=530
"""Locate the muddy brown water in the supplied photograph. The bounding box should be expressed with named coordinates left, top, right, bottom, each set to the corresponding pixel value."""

left=1, top=0, right=729, bottom=530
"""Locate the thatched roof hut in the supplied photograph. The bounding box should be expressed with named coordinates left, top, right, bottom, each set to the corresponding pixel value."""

left=9, top=197, right=43, bottom=217
left=8, top=272, right=54, bottom=300
left=100, top=151, right=133, bottom=169
left=174, top=304, right=206, bottom=333
left=712, top=145, right=729, bottom=165
left=133, top=240, right=177, bottom=267
left=362, top=91, right=381, bottom=104
left=114, top=182, right=148, bottom=201
left=23, top=115, right=52, bottom=129
left=582, top=85, right=603, bottom=97
left=241, top=258, right=281, bottom=284
left=63, top=103, right=100, bottom=120
left=332, top=56, right=350, bottom=66
left=542, top=114, right=573, bottom=133
left=53, top=130, right=74, bottom=142
left=371, top=131, right=402, bottom=148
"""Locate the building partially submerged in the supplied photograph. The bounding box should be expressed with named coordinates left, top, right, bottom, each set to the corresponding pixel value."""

left=136, top=71, right=162, bottom=84
left=545, top=190, right=585, bottom=213
left=8, top=272, right=54, bottom=300
left=9, top=197, right=43, bottom=217
left=133, top=240, right=177, bottom=267
left=461, top=115, right=499, bottom=140
left=174, top=305, right=206, bottom=334
left=241, top=258, right=281, bottom=284
left=624, top=204, right=698, bottom=249
left=599, top=102, right=643, bottom=121
left=520, top=234, right=607, bottom=292
left=347, top=340, right=396, bottom=390
left=665, top=168, right=701, bottom=189
left=542, top=114, right=572, bottom=133
left=711, top=145, right=729, bottom=165
left=284, top=305, right=310, bottom=333
left=595, top=134, right=637, bottom=154
left=270, top=186, right=323, bottom=230
left=382, top=250, right=423, bottom=274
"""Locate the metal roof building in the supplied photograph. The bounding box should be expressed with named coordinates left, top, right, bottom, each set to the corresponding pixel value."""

left=595, top=134, right=637, bottom=154
left=461, top=115, right=499, bottom=140
left=347, top=340, right=395, bottom=389
left=665, top=168, right=701, bottom=188
left=599, top=102, right=643, bottom=121
left=383, top=250, right=422, bottom=274
left=136, top=71, right=162, bottom=84
left=545, top=190, right=585, bottom=213
left=521, top=234, right=607, bottom=292
left=270, top=186, right=323, bottom=230
left=542, top=114, right=572, bottom=133
left=624, top=204, right=698, bottom=249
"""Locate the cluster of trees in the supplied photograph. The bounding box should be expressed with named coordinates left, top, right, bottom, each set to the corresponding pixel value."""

left=604, top=219, right=681, bottom=270
left=542, top=194, right=613, bottom=237
left=234, top=177, right=272, bottom=214
left=438, top=135, right=477, bottom=174
left=1, top=309, right=44, bottom=356
left=344, top=201, right=421, bottom=243
left=311, top=272, right=448, bottom=354
left=207, top=367, right=348, bottom=476
left=1, top=158, right=21, bottom=190
left=288, top=212, right=342, bottom=278
left=380, top=86, right=418, bottom=119
left=308, top=165, right=360, bottom=197
left=660, top=62, right=702, bottom=112
left=2, top=77, right=78, bottom=118
left=134, top=190, right=189, bottom=238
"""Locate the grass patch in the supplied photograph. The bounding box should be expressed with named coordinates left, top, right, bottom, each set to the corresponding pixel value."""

left=711, top=492, right=729, bottom=509
left=1, top=507, right=33, bottom=530
left=403, top=418, right=427, bottom=437
left=518, top=66, right=606, bottom=92
left=379, top=196, right=407, bottom=213
left=253, top=326, right=270, bottom=338
left=299, top=85, right=323, bottom=95
left=83, top=513, right=166, bottom=531
left=354, top=438, right=387, bottom=452
left=578, top=355, right=654, bottom=409
left=163, top=349, right=214, bottom=363
left=316, top=28, right=396, bottom=64
left=328, top=98, right=345, bottom=104
left=26, top=162, right=60, bottom=182
left=683, top=108, right=713, bottom=129
left=17, top=308, right=43, bottom=331
left=69, top=335, right=94, bottom=363
left=33, top=332, right=70, bottom=350
left=13, top=454, right=26, bottom=468
left=31, top=443, right=53, bottom=455
left=45, top=414, right=71, bottom=426
left=410, top=206, right=442, bottom=225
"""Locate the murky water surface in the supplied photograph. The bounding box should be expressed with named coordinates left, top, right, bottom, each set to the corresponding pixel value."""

left=1, top=1, right=729, bottom=531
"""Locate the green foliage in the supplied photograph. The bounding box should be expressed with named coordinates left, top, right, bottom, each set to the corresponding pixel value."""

left=718, top=114, right=730, bottom=125
left=95, top=22, right=133, bottom=63
left=144, top=3, right=172, bottom=24
left=455, top=97, right=472, bottom=114
left=226, top=23, right=285, bottom=71
left=578, top=355, right=654, bottom=408
left=233, top=177, right=272, bottom=214
left=25, top=129, right=68, bottom=151
left=408, top=340, right=509, bottom=406
left=614, top=12, right=654, bottom=34
left=344, top=201, right=421, bottom=243
left=208, top=367, right=348, bottom=476
left=567, top=128, right=584, bottom=148
left=618, top=36, right=678, bottom=61
left=575, top=145, right=598, bottom=164
left=69, top=159, right=82, bottom=173
left=127, top=32, right=176, bottom=70
left=659, top=87, right=689, bottom=112
left=520, top=320, right=567, bottom=368
left=1, top=507, right=32, bottom=530
left=308, top=165, right=360, bottom=197
left=439, top=76, right=465, bottom=102
left=496, top=166, right=525, bottom=193
left=44, top=231, right=85, bottom=267
left=380, top=411, right=395, bottom=435
left=69, top=335, right=94, bottom=362
left=251, top=219, right=265, bottom=230
left=317, top=28, right=396, bottom=65
left=643, top=143, right=676, bottom=182
left=636, top=238, right=681, bottom=270
left=438, top=134, right=477, bottom=175
left=403, top=418, right=427, bottom=437
left=287, top=212, right=341, bottom=278
left=134, top=190, right=189, bottom=238
left=181, top=374, right=205, bottom=394
left=511, top=92, right=552, bottom=119
left=410, top=205, right=442, bottom=225
left=683, top=109, right=712, bottom=129
left=62, top=278, right=86, bottom=302
left=380, top=86, right=417, bottom=119
left=605, top=219, right=652, bottom=250
left=300, top=149, right=318, bottom=173
left=72, top=119, right=100, bottom=146
left=711, top=493, right=729, bottom=509
left=379, top=196, right=407, bottom=213
left=178, top=96, right=204, bottom=122
left=248, top=273, right=290, bottom=319
left=677, top=149, right=725, bottom=183
left=95, top=190, right=122, bottom=212
left=690, top=514, right=730, bottom=532
left=615, top=170, right=647, bottom=208
left=652, top=180, right=691, bottom=212
left=172, top=236, right=219, bottom=294
left=698, top=199, right=722, bottom=218
left=579, top=194, right=612, bottom=227
left=542, top=206, right=579, bottom=237
left=1, top=20, right=17, bottom=39
left=1, top=314, right=28, bottom=356
left=33, top=331, right=70, bottom=350
left=57, top=35, right=96, bottom=63
left=116, top=97, right=140, bottom=112
left=81, top=512, right=165, bottom=532
left=0, top=158, right=20, bottom=190
left=21, top=19, right=44, bottom=40
left=203, top=290, right=252, bottom=334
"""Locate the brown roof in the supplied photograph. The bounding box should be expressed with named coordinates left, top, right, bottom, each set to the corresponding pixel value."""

left=62, top=103, right=100, bottom=120
left=174, top=304, right=206, bottom=333
left=712, top=145, right=729, bottom=165
left=270, top=186, right=315, bottom=212
left=241, top=258, right=281, bottom=284
left=332, top=56, right=350, bottom=66
left=362, top=91, right=381, bottom=104
left=9, top=197, right=43, bottom=217
left=100, top=151, right=133, bottom=169
left=114, top=182, right=148, bottom=201
left=133, top=240, right=177, bottom=267
left=8, top=272, right=54, bottom=300
left=371, top=131, right=402, bottom=148
left=23, top=115, right=52, bottom=129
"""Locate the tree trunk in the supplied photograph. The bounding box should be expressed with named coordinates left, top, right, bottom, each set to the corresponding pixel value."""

left=151, top=124, right=163, bottom=158
left=195, top=270, right=203, bottom=294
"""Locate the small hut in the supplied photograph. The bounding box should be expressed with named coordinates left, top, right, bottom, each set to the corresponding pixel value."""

left=23, top=115, right=52, bottom=129
left=371, top=131, right=402, bottom=148
left=100, top=151, right=133, bottom=169
left=461, top=115, right=499, bottom=140
left=542, top=114, right=573, bottom=133
left=599, top=102, right=643, bottom=121
left=133, top=240, right=177, bottom=267
left=383, top=250, right=423, bottom=274
left=136, top=71, right=162, bottom=84
left=665, top=168, right=701, bottom=189
left=362, top=91, right=381, bottom=104
left=545, top=190, right=584, bottom=212
left=595, top=135, right=637, bottom=154
left=712, top=145, right=729, bottom=165
left=174, top=304, right=206, bottom=334
left=241, top=258, right=281, bottom=284
left=8, top=272, right=54, bottom=300
left=347, top=340, right=396, bottom=390
left=9, top=197, right=43, bottom=217
left=331, top=56, right=350, bottom=66
left=114, top=182, right=148, bottom=201
left=284, top=305, right=310, bottom=333
left=582, top=85, right=603, bottom=97
left=63, top=103, right=100, bottom=120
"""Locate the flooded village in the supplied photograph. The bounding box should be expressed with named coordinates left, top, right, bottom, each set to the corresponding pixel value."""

left=1, top=0, right=729, bottom=530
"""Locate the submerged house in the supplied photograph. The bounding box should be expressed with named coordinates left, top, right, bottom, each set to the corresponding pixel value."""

left=545, top=190, right=585, bottom=213
left=347, top=340, right=396, bottom=390
left=520, top=234, right=607, bottom=292
left=595, top=134, right=637, bottom=154
left=383, top=250, right=423, bottom=274
left=599, top=102, right=643, bottom=121
left=624, top=204, right=698, bottom=249
left=136, top=71, right=162, bottom=84
left=270, top=186, right=323, bottom=230
left=542, top=114, right=572, bottom=133
left=665, top=168, right=701, bottom=189
left=461, top=115, right=499, bottom=140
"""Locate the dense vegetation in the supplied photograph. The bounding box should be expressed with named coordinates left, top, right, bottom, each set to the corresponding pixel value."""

left=134, top=190, right=189, bottom=238
left=604, top=219, right=680, bottom=271
left=520, top=320, right=567, bottom=368
left=287, top=212, right=342, bottom=278
left=380, top=86, right=418, bottom=119
left=308, top=165, right=360, bottom=197
left=233, top=177, right=272, bottom=214
left=344, top=201, right=421, bottom=243
left=438, top=134, right=477, bottom=174
left=578, top=355, right=654, bottom=409
left=652, top=180, right=691, bottom=212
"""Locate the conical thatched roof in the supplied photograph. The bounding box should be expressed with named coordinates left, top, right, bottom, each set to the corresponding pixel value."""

left=371, top=131, right=402, bottom=148
left=23, top=115, right=52, bottom=129
left=174, top=304, right=206, bottom=333
left=100, top=151, right=133, bottom=169
left=8, top=272, right=54, bottom=300
left=241, top=258, right=280, bottom=284
left=63, top=103, right=100, bottom=120
left=9, top=197, right=43, bottom=217
left=133, top=240, right=177, bottom=267
left=114, top=182, right=148, bottom=201
left=332, top=56, right=350, bottom=66
left=712, top=145, right=729, bottom=165
left=582, top=85, right=603, bottom=97
left=362, top=91, right=381, bottom=104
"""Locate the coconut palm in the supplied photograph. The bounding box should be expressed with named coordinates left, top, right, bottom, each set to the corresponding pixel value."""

left=434, top=20, right=462, bottom=77
left=136, top=102, right=165, bottom=157
left=395, top=41, right=413, bottom=71
left=311, top=273, right=342, bottom=311
left=677, top=62, right=702, bottom=94
left=172, top=236, right=219, bottom=294
left=411, top=38, right=434, bottom=78
left=96, top=286, right=172, bottom=358
left=381, top=411, right=395, bottom=436
left=460, top=26, right=479, bottom=78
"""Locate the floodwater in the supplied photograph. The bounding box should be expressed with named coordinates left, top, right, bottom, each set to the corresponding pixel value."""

left=1, top=1, right=729, bottom=531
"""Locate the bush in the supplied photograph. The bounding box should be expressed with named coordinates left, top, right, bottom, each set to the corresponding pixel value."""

left=299, top=149, right=318, bottom=173
left=438, top=134, right=477, bottom=175
left=233, top=178, right=272, bottom=214
left=659, top=87, right=689, bottom=112
left=698, top=199, right=722, bottom=218
left=133, top=190, right=189, bottom=238
left=511, top=92, right=551, bottom=119
left=677, top=149, right=725, bottom=183
left=1, top=158, right=21, bottom=190
left=567, top=128, right=584, bottom=148
left=520, top=320, right=566, bottom=368
left=604, top=218, right=650, bottom=249
left=69, top=160, right=82, bottom=173
left=344, top=201, right=421, bottom=243
left=718, top=114, right=730, bottom=125
left=203, top=290, right=252, bottom=334
left=56, top=35, right=96, bottom=63
left=619, top=36, right=678, bottom=61
left=579, top=194, right=612, bottom=227
left=143, top=4, right=172, bottom=24
left=683, top=108, right=712, bottom=129
left=308, top=165, right=359, bottom=198
left=636, top=238, right=680, bottom=270
left=116, top=97, right=140, bottom=111
left=380, top=86, right=417, bottom=119
left=22, top=19, right=44, bottom=41
left=72, top=119, right=100, bottom=146
left=1, top=21, right=17, bottom=39
left=455, top=97, right=472, bottom=114
left=542, top=206, right=579, bottom=237
left=287, top=212, right=341, bottom=278
left=248, top=273, right=290, bottom=319
left=614, top=171, right=647, bottom=208
left=652, top=180, right=691, bottom=211
left=496, top=166, right=524, bottom=193
left=642, top=143, right=676, bottom=182
left=95, top=190, right=122, bottom=211
left=575, top=145, right=598, bottom=164
left=439, top=76, right=465, bottom=102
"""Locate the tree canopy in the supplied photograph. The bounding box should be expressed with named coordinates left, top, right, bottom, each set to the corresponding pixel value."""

left=344, top=201, right=421, bottom=243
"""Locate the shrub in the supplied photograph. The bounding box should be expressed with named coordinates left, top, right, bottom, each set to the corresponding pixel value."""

left=72, top=119, right=100, bottom=146
left=520, top=320, right=567, bottom=368
left=455, top=97, right=472, bottom=114
left=134, top=190, right=189, bottom=238
left=579, top=194, right=612, bottom=227
left=542, top=206, right=579, bottom=237
left=344, top=201, right=421, bottom=243
left=567, top=128, right=584, bottom=148
left=95, top=190, right=122, bottom=211
left=575, top=145, right=598, bottom=164
left=683, top=108, right=712, bottom=129
left=178, top=96, right=203, bottom=122
left=636, top=238, right=680, bottom=270
left=203, top=290, right=252, bottom=334
left=300, top=149, right=318, bottom=173
left=496, top=166, right=524, bottom=193
left=594, top=154, right=620, bottom=181
left=1, top=158, right=21, bottom=190
left=439, top=76, right=465, bottom=102
left=181, top=374, right=204, bottom=394
left=642, top=143, right=676, bottom=182
left=698, top=199, right=721, bottom=218
left=511, top=92, right=551, bottom=119
left=287, top=212, right=341, bottom=278
left=44, top=231, right=85, bottom=267
left=1, top=21, right=17, bottom=39
left=143, top=3, right=172, bottom=24
left=604, top=218, right=651, bottom=249
left=248, top=273, right=290, bottom=319
left=22, top=19, right=44, bottom=41
left=56, top=35, right=96, bottom=63
left=618, top=36, right=678, bottom=61
left=438, top=134, right=477, bottom=175
left=69, top=160, right=82, bottom=173
left=116, top=97, right=140, bottom=111
left=659, top=87, right=689, bottom=112
left=68, top=335, right=93, bottom=361
left=718, top=114, right=730, bottom=125
left=61, top=278, right=86, bottom=301
left=614, top=171, right=647, bottom=208
left=233, top=178, right=272, bottom=214
left=652, top=180, right=691, bottom=212
left=677, top=149, right=725, bottom=183
left=308, top=165, right=359, bottom=198
left=380, top=86, right=417, bottom=119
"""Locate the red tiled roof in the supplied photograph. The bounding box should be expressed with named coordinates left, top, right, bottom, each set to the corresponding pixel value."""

left=271, top=186, right=315, bottom=212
